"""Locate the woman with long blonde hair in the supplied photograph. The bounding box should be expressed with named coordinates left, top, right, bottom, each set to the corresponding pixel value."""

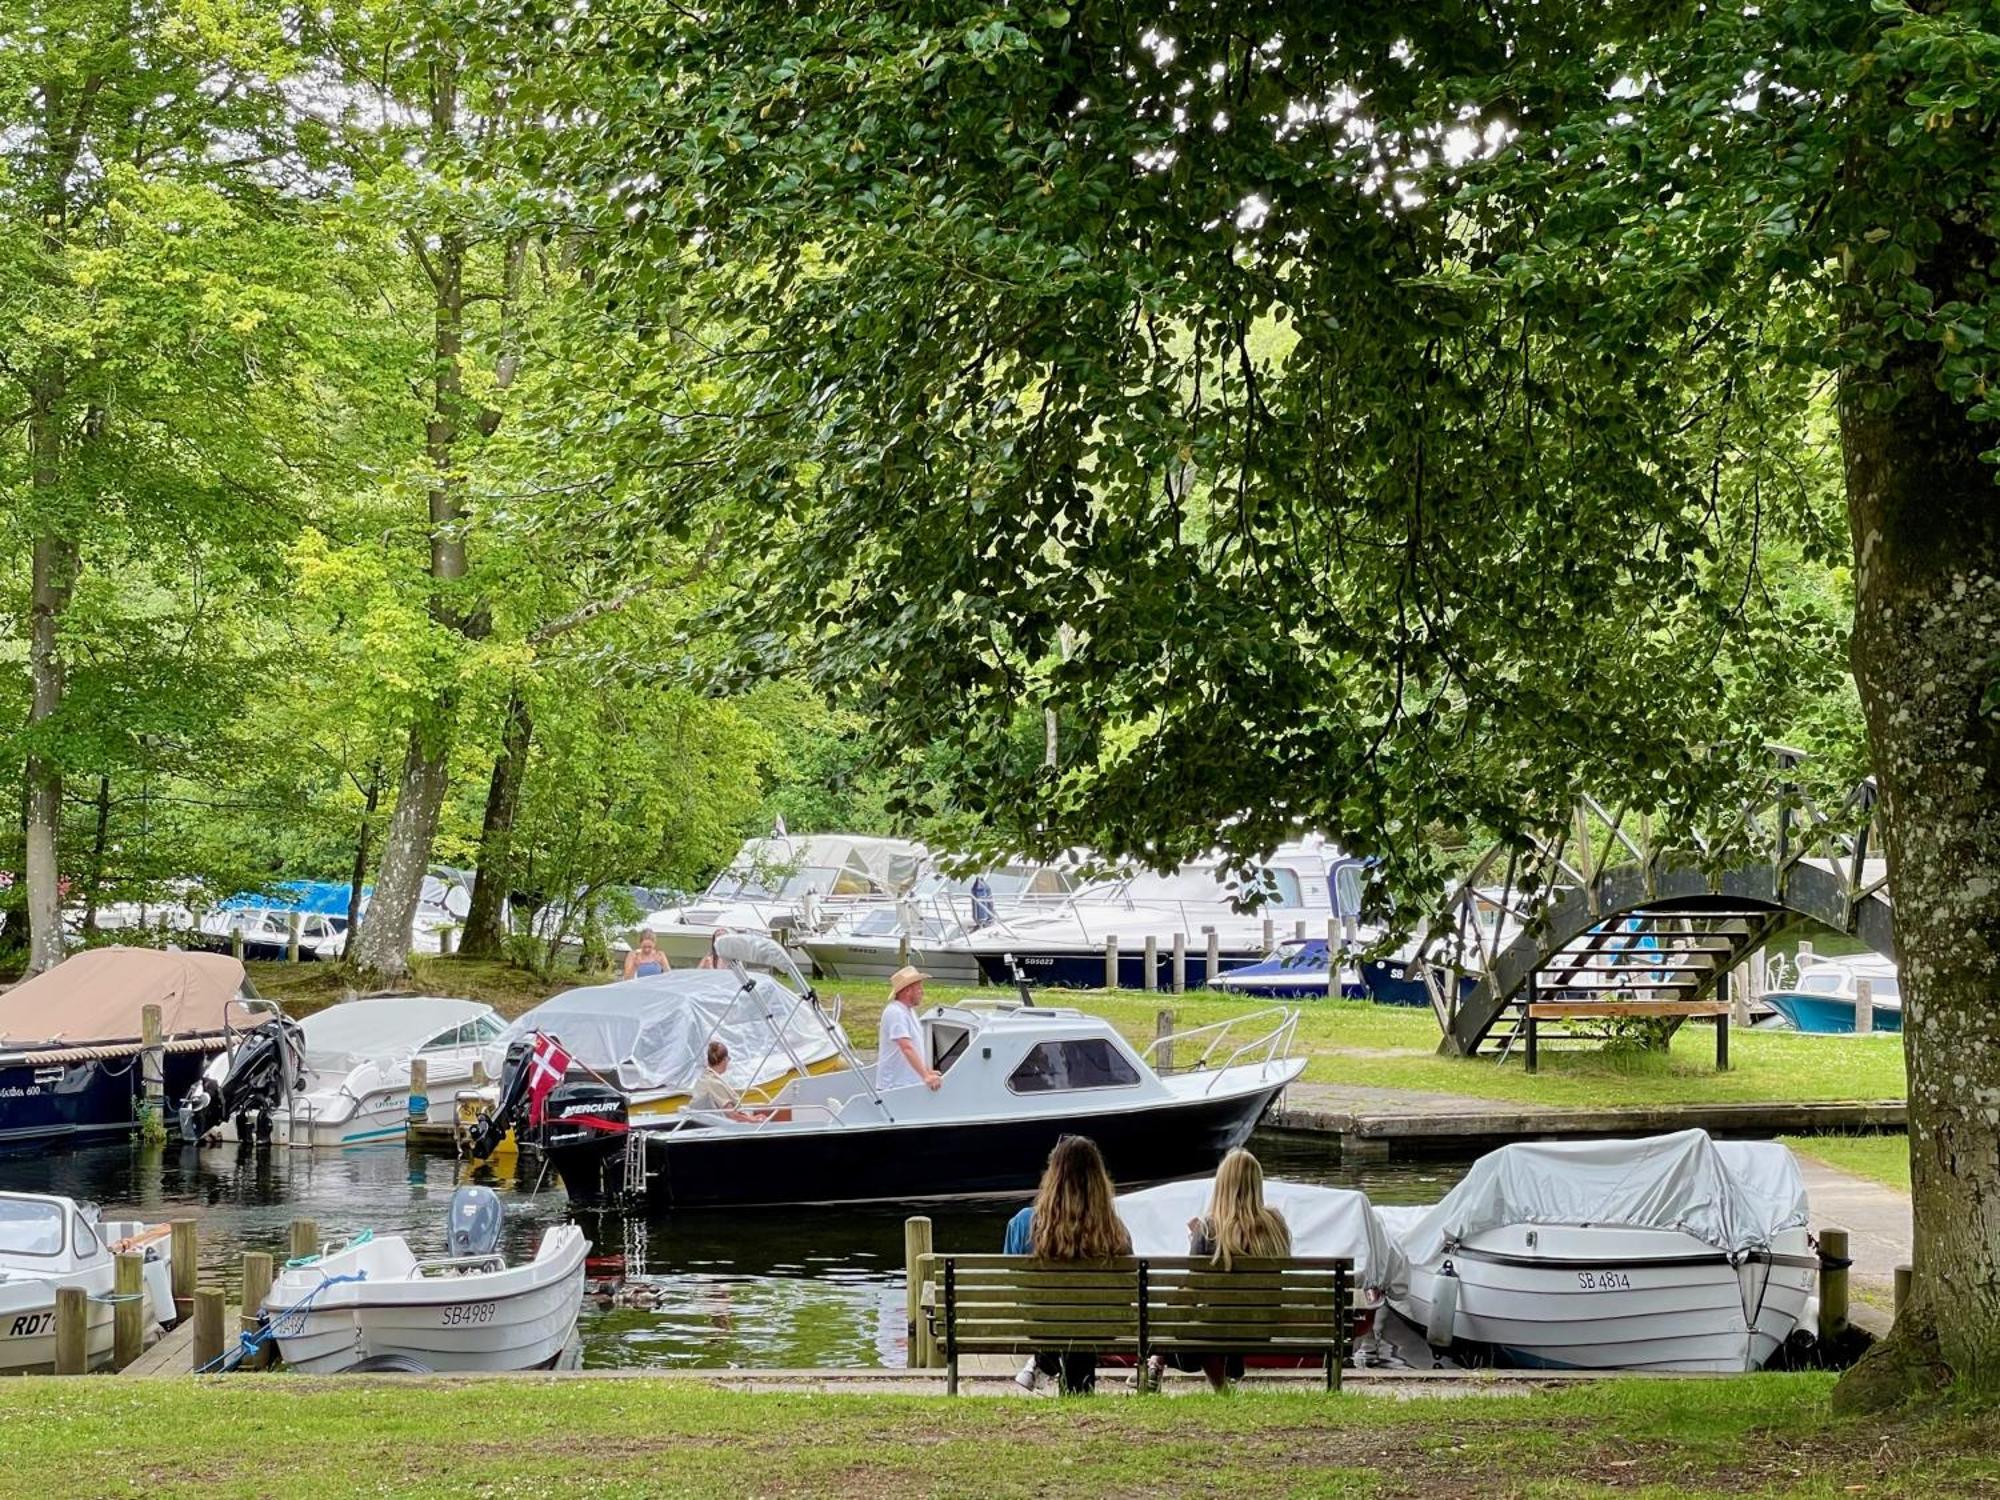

left=999, top=1136, right=1132, bottom=1393
left=1152, top=1147, right=1292, bottom=1390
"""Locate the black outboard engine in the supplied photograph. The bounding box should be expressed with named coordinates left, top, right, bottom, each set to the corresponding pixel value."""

left=465, top=1037, right=536, bottom=1160
left=447, top=1185, right=504, bottom=1257
left=180, top=1017, right=304, bottom=1143
left=539, top=1081, right=629, bottom=1202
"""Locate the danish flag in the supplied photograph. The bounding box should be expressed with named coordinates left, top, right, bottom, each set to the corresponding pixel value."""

left=525, top=1032, right=571, bottom=1126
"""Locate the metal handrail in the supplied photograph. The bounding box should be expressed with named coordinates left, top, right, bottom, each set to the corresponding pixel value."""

left=1140, top=1006, right=1298, bottom=1082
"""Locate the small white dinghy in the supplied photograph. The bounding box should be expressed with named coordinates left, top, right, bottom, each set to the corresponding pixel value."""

left=0, top=1193, right=175, bottom=1374
left=1380, top=1130, right=1815, bottom=1373
left=263, top=1187, right=588, bottom=1374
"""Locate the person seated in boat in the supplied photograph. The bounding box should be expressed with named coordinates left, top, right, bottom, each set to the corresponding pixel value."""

left=877, top=965, right=942, bottom=1092
left=1148, top=1146, right=1292, bottom=1391
left=689, top=1041, right=788, bottom=1124
left=1003, top=1135, right=1133, bottom=1395
left=625, top=930, right=671, bottom=980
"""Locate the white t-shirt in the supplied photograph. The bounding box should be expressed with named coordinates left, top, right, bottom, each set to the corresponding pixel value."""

left=876, top=1001, right=926, bottom=1091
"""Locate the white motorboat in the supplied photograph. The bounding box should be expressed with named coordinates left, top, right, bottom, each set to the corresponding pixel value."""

left=0, top=1193, right=175, bottom=1374
left=532, top=936, right=1306, bottom=1209
left=1379, top=1131, right=1815, bottom=1372
left=184, top=996, right=507, bottom=1148
left=1760, top=954, right=1903, bottom=1034
left=262, top=1187, right=587, bottom=1374
left=798, top=859, right=1080, bottom=983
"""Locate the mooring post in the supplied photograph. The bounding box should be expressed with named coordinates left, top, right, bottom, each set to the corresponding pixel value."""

left=240, top=1251, right=274, bottom=1367
left=1855, top=976, right=1874, bottom=1036
left=288, top=1218, right=319, bottom=1262
left=139, top=1003, right=165, bottom=1136
left=1205, top=928, right=1221, bottom=989
left=170, top=1218, right=198, bottom=1321
left=286, top=912, right=302, bottom=963
left=230, top=926, right=244, bottom=961
left=1171, top=933, right=1186, bottom=994
left=903, top=1216, right=934, bottom=1369
left=1818, top=1229, right=1851, bottom=1344
left=471, top=1058, right=490, bottom=1089
left=1293, top=919, right=1306, bottom=941
left=1894, top=1263, right=1913, bottom=1321
left=897, top=932, right=911, bottom=968
left=54, top=1285, right=88, bottom=1375
left=1104, top=936, right=1118, bottom=990
left=112, top=1251, right=146, bottom=1371
left=192, top=1286, right=226, bottom=1373
left=1796, top=939, right=1815, bottom=969
left=1154, top=1009, right=1176, bottom=1073
left=1142, top=935, right=1159, bottom=992
left=1262, top=917, right=1275, bottom=952
left=441, top=924, right=458, bottom=956
left=408, top=1057, right=429, bottom=1126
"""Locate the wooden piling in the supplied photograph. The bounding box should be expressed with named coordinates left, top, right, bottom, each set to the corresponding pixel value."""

left=1205, top=929, right=1220, bottom=989
left=169, top=1218, right=198, bottom=1321
left=1818, top=1228, right=1850, bottom=1344
left=1171, top=933, right=1186, bottom=994
left=471, top=1058, right=491, bottom=1089
left=112, top=1252, right=145, bottom=1372
left=289, top=1218, right=319, bottom=1262
left=1294, top=919, right=1307, bottom=941
left=240, top=1251, right=274, bottom=1367
left=192, top=1287, right=226, bottom=1373
left=230, top=927, right=244, bottom=961
left=1894, top=1263, right=1913, bottom=1321
left=1262, top=917, right=1275, bottom=951
left=1104, top=936, right=1118, bottom=990
left=54, top=1285, right=88, bottom=1375
left=286, top=912, right=302, bottom=963
left=897, top=933, right=911, bottom=967
left=1142, top=935, right=1158, bottom=992
left=903, top=1216, right=934, bottom=1369
left=140, top=1005, right=166, bottom=1128
left=408, top=1057, right=429, bottom=1124
left=440, top=924, right=458, bottom=956
left=1855, top=977, right=1874, bottom=1036
left=1154, top=1009, right=1176, bottom=1072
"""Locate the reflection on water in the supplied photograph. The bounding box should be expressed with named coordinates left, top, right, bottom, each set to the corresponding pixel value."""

left=0, top=1130, right=1466, bottom=1370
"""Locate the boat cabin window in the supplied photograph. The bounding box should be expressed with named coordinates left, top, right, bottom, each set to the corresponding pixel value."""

left=424, top=1015, right=505, bottom=1052
left=71, top=1214, right=101, bottom=1258
left=1798, top=970, right=1846, bottom=995
left=1007, top=1039, right=1142, bottom=1094
left=0, top=1199, right=64, bottom=1257
left=928, top=1021, right=972, bottom=1075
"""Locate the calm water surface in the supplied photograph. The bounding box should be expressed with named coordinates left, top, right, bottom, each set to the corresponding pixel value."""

left=0, top=1132, right=1467, bottom=1369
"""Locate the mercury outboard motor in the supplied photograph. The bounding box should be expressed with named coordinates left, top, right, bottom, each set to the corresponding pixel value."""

left=540, top=1080, right=629, bottom=1202
left=180, top=1017, right=304, bottom=1142
left=464, top=1037, right=536, bottom=1160
left=447, top=1185, right=504, bottom=1257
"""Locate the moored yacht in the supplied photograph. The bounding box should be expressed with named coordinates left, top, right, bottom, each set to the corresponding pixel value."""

left=1761, top=954, right=1902, bottom=1034
left=0, top=1193, right=176, bottom=1373
left=798, top=858, right=1080, bottom=982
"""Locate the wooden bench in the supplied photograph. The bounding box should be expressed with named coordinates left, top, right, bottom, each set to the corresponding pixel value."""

left=1523, top=999, right=1732, bottom=1073
left=923, top=1254, right=1353, bottom=1394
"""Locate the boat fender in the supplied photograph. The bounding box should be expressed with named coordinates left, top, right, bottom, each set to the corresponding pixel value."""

left=1425, top=1260, right=1461, bottom=1350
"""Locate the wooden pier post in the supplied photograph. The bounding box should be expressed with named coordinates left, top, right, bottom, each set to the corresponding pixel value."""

left=230, top=926, right=244, bottom=961
left=897, top=933, right=911, bottom=968
left=112, top=1252, right=145, bottom=1372
left=286, top=911, right=302, bottom=963
left=1262, top=917, right=1275, bottom=952
left=1855, top=977, right=1874, bottom=1036
left=192, top=1287, right=226, bottom=1373
left=1294, top=919, right=1307, bottom=941
left=1205, top=929, right=1220, bottom=989
left=1154, top=1009, right=1176, bottom=1073
left=1104, top=936, right=1118, bottom=990
left=288, top=1218, right=319, bottom=1262
left=140, top=1004, right=166, bottom=1124
left=471, top=1058, right=491, bottom=1089
left=1171, top=933, right=1186, bottom=994
left=903, top=1216, right=934, bottom=1369
left=1818, top=1229, right=1851, bottom=1344
left=240, top=1251, right=274, bottom=1367
left=170, top=1218, right=198, bottom=1321
left=1894, top=1263, right=1913, bottom=1321
left=54, top=1285, right=88, bottom=1375
left=1142, top=935, right=1159, bottom=992
left=408, top=1058, right=429, bottom=1125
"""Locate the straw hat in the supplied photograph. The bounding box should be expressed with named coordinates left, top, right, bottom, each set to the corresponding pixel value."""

left=888, top=965, right=930, bottom=1000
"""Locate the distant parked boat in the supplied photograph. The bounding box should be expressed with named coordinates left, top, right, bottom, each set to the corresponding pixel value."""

left=1207, top=938, right=1364, bottom=1000
left=1761, top=955, right=1902, bottom=1034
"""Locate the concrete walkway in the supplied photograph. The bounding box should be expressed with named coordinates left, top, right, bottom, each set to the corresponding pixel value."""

left=1795, top=1157, right=1912, bottom=1334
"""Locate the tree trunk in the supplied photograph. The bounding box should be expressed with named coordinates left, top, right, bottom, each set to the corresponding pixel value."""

left=25, top=527, right=77, bottom=976
left=79, top=774, right=110, bottom=937
left=353, top=714, right=458, bottom=978
left=346, top=760, right=383, bottom=939
left=1835, top=213, right=2000, bottom=1405
left=460, top=688, right=533, bottom=959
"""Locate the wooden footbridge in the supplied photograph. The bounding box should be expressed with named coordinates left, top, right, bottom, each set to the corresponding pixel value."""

left=1408, top=749, right=1896, bottom=1059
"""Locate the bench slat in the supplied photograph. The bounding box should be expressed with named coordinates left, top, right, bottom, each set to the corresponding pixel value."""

left=1148, top=1306, right=1348, bottom=1328
left=1525, top=1001, right=1729, bottom=1019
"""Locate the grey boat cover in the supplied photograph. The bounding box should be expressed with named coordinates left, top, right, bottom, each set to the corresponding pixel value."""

left=1392, top=1129, right=1809, bottom=1266
left=1117, top=1177, right=1411, bottom=1296
left=497, top=969, right=842, bottom=1094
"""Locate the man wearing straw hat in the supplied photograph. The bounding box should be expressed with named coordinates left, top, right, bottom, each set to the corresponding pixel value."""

left=878, top=965, right=942, bottom=1092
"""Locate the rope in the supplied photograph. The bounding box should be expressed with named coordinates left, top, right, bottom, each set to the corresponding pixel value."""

left=195, top=1269, right=370, bottom=1374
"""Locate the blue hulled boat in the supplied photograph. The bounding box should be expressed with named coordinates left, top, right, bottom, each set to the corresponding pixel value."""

left=1761, top=956, right=1902, bottom=1034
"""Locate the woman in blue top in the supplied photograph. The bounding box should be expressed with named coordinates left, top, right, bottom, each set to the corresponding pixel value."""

left=624, top=929, right=670, bottom=979
left=1002, top=1135, right=1130, bottom=1394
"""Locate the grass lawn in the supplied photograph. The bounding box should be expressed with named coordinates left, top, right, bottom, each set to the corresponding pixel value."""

left=1779, top=1134, right=1914, bottom=1192
left=246, top=959, right=1907, bottom=1108
left=1, top=1374, right=1993, bottom=1498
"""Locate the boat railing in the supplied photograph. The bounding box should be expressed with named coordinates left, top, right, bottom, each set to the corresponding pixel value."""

left=1142, top=1006, right=1299, bottom=1092
left=670, top=1099, right=856, bottom=1134
left=413, top=1253, right=507, bottom=1276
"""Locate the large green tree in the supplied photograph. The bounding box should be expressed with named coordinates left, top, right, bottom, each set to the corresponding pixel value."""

left=535, top=1, right=2000, bottom=1395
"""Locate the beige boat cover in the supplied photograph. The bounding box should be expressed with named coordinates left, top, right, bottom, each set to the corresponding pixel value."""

left=0, top=946, right=255, bottom=1047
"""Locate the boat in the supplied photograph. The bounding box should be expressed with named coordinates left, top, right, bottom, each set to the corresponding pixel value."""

left=1760, top=955, right=1902, bottom=1034
left=458, top=966, right=853, bottom=1156
left=1207, top=937, right=1366, bottom=1000
left=0, top=947, right=268, bottom=1147
left=181, top=996, right=507, bottom=1148
left=1378, top=1130, right=1816, bottom=1372
left=0, top=1192, right=176, bottom=1373
left=798, top=859, right=1080, bottom=983
left=535, top=935, right=1306, bottom=1209
left=261, top=1186, right=587, bottom=1373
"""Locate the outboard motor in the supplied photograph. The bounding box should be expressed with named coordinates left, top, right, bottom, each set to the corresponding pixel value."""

left=465, top=1037, right=536, bottom=1160
left=539, top=1081, right=629, bottom=1202
left=180, top=1017, right=303, bottom=1143
left=447, top=1185, right=504, bottom=1257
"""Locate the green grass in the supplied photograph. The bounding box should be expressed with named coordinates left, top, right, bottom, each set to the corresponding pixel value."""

left=0, top=1375, right=1992, bottom=1497
left=1779, top=1134, right=1914, bottom=1191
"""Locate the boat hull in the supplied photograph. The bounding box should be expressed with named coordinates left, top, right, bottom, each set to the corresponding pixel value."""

left=1763, top=992, right=1903, bottom=1035
left=0, top=1047, right=221, bottom=1148
left=551, top=1080, right=1292, bottom=1209
left=1359, top=959, right=1475, bottom=1009
left=972, top=948, right=1262, bottom=991
left=799, top=940, right=983, bottom=985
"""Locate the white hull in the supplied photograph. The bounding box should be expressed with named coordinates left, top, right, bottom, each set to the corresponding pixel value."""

left=0, top=1213, right=172, bottom=1374
left=798, top=936, right=983, bottom=984
left=267, top=1225, right=588, bottom=1374
left=1391, top=1223, right=1814, bottom=1372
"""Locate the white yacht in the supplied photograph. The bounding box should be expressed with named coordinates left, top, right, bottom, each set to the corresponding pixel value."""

left=798, top=860, right=1080, bottom=982
left=0, top=1193, right=176, bottom=1374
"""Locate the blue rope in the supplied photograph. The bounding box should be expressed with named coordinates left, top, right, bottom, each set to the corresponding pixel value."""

left=195, top=1269, right=369, bottom=1375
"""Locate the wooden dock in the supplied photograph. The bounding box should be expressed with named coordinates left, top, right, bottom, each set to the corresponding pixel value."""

left=123, top=1315, right=203, bottom=1378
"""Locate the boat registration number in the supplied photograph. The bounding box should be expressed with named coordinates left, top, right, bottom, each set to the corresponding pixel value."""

left=1575, top=1271, right=1633, bottom=1291
left=440, top=1303, right=497, bottom=1327
left=7, top=1312, right=54, bottom=1339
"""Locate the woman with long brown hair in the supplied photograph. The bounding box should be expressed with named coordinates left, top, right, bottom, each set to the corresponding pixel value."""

left=1000, top=1135, right=1132, bottom=1393
left=1154, top=1147, right=1292, bottom=1390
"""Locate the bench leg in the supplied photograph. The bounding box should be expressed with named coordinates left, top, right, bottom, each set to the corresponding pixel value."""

left=1717, top=1012, right=1730, bottom=1072
left=1524, top=1011, right=1538, bottom=1074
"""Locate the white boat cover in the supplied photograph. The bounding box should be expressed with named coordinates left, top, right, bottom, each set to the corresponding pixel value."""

left=297, top=997, right=498, bottom=1074
left=1393, top=1130, right=1809, bottom=1266
left=1115, top=1178, right=1410, bottom=1296
left=498, top=970, right=841, bottom=1093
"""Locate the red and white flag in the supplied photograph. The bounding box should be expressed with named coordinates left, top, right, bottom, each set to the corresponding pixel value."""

left=525, top=1032, right=571, bottom=1127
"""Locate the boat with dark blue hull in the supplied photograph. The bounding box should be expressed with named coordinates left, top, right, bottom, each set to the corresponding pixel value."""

left=0, top=948, right=264, bottom=1148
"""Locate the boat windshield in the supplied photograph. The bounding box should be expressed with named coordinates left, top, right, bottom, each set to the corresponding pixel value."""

left=1797, top=970, right=1848, bottom=996
left=0, top=1199, right=64, bottom=1257
left=1272, top=939, right=1330, bottom=970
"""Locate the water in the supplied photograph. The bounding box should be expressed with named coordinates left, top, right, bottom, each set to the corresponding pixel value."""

left=0, top=1132, right=1467, bottom=1369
